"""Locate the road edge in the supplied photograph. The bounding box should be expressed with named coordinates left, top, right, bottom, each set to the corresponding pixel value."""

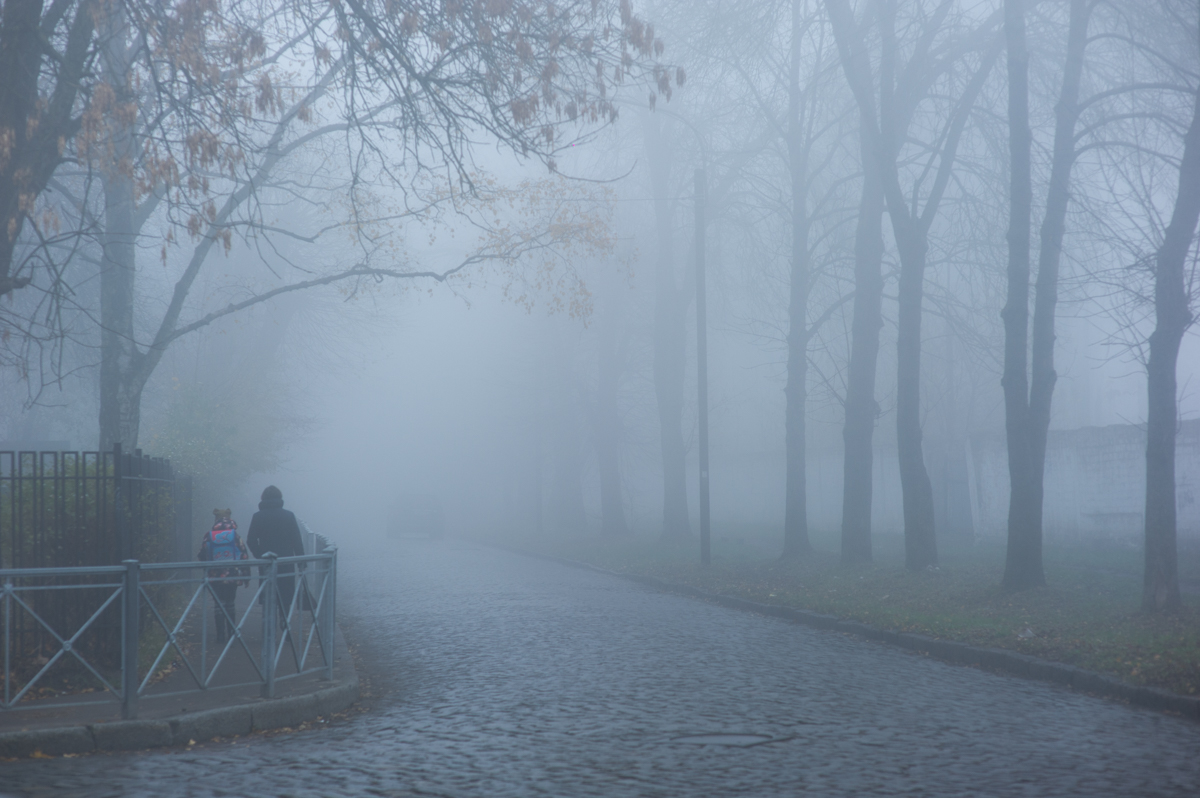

left=0, top=654, right=359, bottom=759
left=498, top=543, right=1200, bottom=722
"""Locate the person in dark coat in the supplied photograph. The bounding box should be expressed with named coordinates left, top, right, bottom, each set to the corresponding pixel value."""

left=247, top=485, right=306, bottom=619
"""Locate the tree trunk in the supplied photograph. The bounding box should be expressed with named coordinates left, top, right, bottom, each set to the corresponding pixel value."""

left=1000, top=0, right=1040, bottom=590
left=596, top=368, right=628, bottom=536
left=894, top=226, right=937, bottom=570
left=1004, top=0, right=1090, bottom=590
left=824, top=0, right=976, bottom=571
left=597, top=440, right=628, bottom=535
left=781, top=0, right=812, bottom=560
left=596, top=270, right=627, bottom=537
left=1143, top=78, right=1200, bottom=614
left=840, top=162, right=885, bottom=566
left=527, top=416, right=544, bottom=536
left=824, top=0, right=890, bottom=567
left=595, top=266, right=629, bottom=537
left=0, top=0, right=43, bottom=295
left=885, top=29, right=998, bottom=573
left=645, top=115, right=690, bottom=541
left=887, top=30, right=1000, bottom=574
left=549, top=399, right=587, bottom=534
left=781, top=226, right=811, bottom=558
left=1026, top=0, right=1089, bottom=569
left=98, top=170, right=142, bottom=450
left=98, top=7, right=141, bottom=451
left=550, top=444, right=587, bottom=533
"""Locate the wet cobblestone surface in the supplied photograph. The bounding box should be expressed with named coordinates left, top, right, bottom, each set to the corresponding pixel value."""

left=3, top=538, right=1200, bottom=797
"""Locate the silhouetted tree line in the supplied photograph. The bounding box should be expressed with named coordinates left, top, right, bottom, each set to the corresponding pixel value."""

left=590, top=0, right=1197, bottom=614
left=3, top=0, right=1199, bottom=616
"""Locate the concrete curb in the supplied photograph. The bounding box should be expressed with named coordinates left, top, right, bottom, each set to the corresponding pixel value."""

left=0, top=670, right=359, bottom=759
left=502, top=544, right=1200, bottom=722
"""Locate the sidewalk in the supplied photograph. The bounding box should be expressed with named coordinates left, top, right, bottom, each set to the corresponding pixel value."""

left=0, top=585, right=359, bottom=758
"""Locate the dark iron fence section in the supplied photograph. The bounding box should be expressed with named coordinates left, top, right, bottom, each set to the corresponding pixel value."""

left=111, top=445, right=178, bottom=564
left=0, top=450, right=114, bottom=570
left=0, top=445, right=189, bottom=675
left=0, top=444, right=183, bottom=570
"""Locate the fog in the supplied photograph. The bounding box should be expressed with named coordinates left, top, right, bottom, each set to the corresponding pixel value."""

left=261, top=213, right=1200, bottom=547
left=3, top=0, right=1200, bottom=598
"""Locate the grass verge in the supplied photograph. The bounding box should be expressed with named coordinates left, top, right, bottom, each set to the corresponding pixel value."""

left=500, top=530, right=1200, bottom=697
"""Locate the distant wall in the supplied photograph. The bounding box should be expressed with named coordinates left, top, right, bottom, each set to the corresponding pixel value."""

left=968, top=420, right=1200, bottom=541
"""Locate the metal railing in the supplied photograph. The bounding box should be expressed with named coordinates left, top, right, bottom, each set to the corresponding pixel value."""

left=0, top=444, right=186, bottom=570
left=1, top=547, right=338, bottom=720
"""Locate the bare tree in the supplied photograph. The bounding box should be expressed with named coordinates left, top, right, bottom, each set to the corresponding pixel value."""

left=15, top=0, right=675, bottom=447
left=0, top=0, right=297, bottom=304
left=592, top=258, right=632, bottom=536
left=1027, top=0, right=1200, bottom=608
left=778, top=0, right=817, bottom=557
left=826, top=0, right=999, bottom=569
left=1143, top=11, right=1200, bottom=614
left=641, top=112, right=692, bottom=540
left=632, top=24, right=766, bottom=542
left=312, top=0, right=679, bottom=180
left=999, top=0, right=1093, bottom=591
left=778, top=0, right=853, bottom=560
left=838, top=141, right=885, bottom=565
left=0, top=0, right=96, bottom=298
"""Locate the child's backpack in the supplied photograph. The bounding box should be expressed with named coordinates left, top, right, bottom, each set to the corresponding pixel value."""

left=208, top=527, right=240, bottom=562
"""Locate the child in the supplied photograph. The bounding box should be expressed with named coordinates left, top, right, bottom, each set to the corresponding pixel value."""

left=197, top=508, right=250, bottom=643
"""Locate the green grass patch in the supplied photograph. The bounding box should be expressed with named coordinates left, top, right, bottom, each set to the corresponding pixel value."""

left=498, top=530, right=1200, bottom=697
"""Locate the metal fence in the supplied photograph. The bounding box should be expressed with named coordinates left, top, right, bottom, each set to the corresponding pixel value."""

left=1, top=545, right=337, bottom=720
left=0, top=445, right=189, bottom=673
left=0, top=444, right=187, bottom=570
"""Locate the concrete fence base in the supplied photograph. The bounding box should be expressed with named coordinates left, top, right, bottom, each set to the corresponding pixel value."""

left=0, top=676, right=359, bottom=759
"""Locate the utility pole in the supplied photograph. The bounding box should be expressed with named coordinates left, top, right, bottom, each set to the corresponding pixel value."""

left=696, top=168, right=711, bottom=565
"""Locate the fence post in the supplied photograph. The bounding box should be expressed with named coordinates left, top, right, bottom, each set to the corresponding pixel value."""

left=113, top=443, right=126, bottom=563
left=261, top=553, right=278, bottom=699
left=121, top=559, right=140, bottom=719
left=323, top=548, right=337, bottom=681
left=4, top=580, right=12, bottom=707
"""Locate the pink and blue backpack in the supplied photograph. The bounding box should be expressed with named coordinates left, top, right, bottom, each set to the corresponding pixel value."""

left=208, top=526, right=240, bottom=561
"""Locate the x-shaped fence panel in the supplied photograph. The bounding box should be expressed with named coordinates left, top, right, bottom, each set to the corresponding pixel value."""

left=1, top=548, right=337, bottom=720
left=270, top=560, right=333, bottom=679
left=2, top=567, right=127, bottom=709
left=136, top=572, right=269, bottom=695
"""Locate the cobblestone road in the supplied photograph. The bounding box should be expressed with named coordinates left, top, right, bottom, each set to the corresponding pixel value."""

left=4, top=539, right=1200, bottom=797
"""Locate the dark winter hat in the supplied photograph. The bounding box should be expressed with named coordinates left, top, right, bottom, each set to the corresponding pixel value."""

left=261, top=485, right=283, bottom=503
